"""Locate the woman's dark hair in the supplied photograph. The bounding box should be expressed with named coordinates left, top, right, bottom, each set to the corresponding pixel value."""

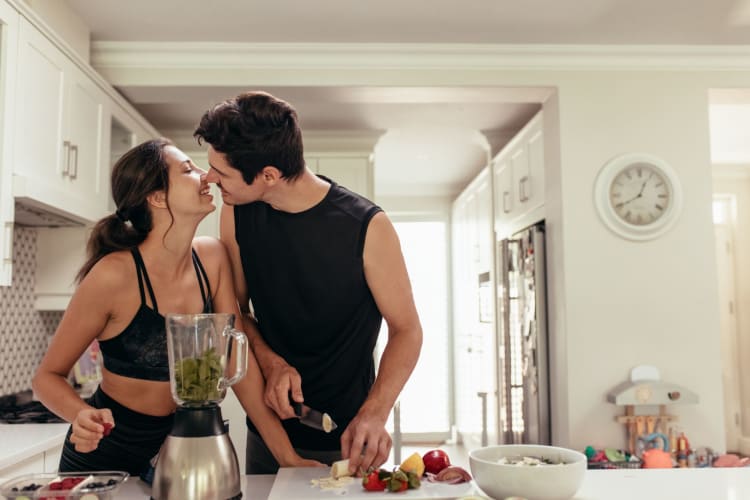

left=193, top=91, right=305, bottom=184
left=76, top=138, right=173, bottom=282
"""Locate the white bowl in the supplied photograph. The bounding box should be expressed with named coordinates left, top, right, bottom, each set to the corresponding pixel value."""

left=469, top=444, right=586, bottom=500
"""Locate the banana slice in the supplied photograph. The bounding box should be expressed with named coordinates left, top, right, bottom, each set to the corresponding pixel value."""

left=331, top=458, right=351, bottom=479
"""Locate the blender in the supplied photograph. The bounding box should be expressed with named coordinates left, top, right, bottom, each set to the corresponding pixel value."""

left=152, top=313, right=248, bottom=500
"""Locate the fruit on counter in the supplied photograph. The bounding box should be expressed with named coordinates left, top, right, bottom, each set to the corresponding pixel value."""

left=359, top=467, right=421, bottom=493
left=399, top=451, right=425, bottom=476
left=331, top=458, right=352, bottom=479
left=49, top=476, right=86, bottom=490
left=362, top=469, right=388, bottom=491
left=422, top=449, right=451, bottom=474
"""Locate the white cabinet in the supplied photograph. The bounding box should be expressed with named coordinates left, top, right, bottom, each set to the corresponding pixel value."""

left=0, top=452, right=45, bottom=477
left=44, top=444, right=63, bottom=473
left=492, top=111, right=544, bottom=238
left=13, top=17, right=108, bottom=223
left=307, top=154, right=374, bottom=200
left=451, top=167, right=497, bottom=447
left=0, top=443, right=64, bottom=476
left=0, top=0, right=19, bottom=286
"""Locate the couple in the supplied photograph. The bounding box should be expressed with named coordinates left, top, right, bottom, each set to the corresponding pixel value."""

left=32, top=91, right=423, bottom=476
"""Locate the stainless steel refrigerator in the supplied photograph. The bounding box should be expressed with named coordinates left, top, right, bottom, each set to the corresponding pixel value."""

left=496, top=221, right=551, bottom=444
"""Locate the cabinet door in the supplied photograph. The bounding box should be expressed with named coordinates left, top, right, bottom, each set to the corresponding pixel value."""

left=475, top=173, right=493, bottom=272
left=44, top=444, right=63, bottom=473
left=0, top=0, right=19, bottom=285
left=0, top=452, right=45, bottom=476
left=316, top=156, right=372, bottom=199
left=15, top=18, right=67, bottom=189
left=65, top=64, right=107, bottom=216
left=525, top=121, right=545, bottom=212
left=492, top=158, right=513, bottom=236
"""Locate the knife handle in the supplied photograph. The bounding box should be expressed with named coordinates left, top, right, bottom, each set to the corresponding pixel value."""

left=289, top=397, right=303, bottom=417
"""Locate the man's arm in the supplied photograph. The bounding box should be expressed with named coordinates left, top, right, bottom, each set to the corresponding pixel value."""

left=341, top=211, right=423, bottom=474
left=219, top=204, right=303, bottom=420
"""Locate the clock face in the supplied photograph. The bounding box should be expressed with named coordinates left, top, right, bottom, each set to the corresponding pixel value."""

left=609, top=162, right=670, bottom=226
left=594, top=153, right=682, bottom=241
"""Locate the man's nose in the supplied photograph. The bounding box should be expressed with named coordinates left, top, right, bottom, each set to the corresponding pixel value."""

left=203, top=169, right=216, bottom=183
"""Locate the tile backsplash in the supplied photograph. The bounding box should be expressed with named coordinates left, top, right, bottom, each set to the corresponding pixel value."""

left=0, top=227, right=63, bottom=396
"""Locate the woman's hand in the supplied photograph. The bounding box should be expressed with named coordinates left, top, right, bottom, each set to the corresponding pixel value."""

left=69, top=408, right=114, bottom=453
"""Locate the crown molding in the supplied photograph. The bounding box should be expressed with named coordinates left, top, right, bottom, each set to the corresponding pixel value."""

left=92, top=41, right=750, bottom=73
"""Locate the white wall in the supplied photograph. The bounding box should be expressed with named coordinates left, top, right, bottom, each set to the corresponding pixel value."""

left=551, top=71, right=724, bottom=451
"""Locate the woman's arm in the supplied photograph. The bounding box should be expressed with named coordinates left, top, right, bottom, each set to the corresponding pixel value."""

left=32, top=256, right=119, bottom=451
left=194, top=237, right=321, bottom=467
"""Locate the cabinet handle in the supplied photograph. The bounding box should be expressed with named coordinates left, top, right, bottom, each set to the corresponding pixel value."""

left=503, top=191, right=511, bottom=213
left=62, top=141, right=71, bottom=176
left=519, top=175, right=530, bottom=202
left=69, top=144, right=79, bottom=179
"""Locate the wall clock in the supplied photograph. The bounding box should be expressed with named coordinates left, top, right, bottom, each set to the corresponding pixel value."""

left=594, top=153, right=682, bottom=241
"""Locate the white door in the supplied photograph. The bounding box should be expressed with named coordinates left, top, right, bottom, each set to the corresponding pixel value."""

left=714, top=221, right=742, bottom=451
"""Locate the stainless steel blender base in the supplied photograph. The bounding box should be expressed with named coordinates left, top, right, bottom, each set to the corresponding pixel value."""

left=151, top=434, right=242, bottom=500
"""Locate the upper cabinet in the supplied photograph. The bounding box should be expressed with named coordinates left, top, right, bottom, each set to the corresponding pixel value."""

left=307, top=153, right=374, bottom=200
left=0, top=0, right=19, bottom=285
left=492, top=111, right=544, bottom=239
left=13, top=17, right=108, bottom=223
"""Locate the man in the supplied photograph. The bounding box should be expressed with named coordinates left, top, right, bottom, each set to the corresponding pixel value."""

left=195, top=91, right=423, bottom=475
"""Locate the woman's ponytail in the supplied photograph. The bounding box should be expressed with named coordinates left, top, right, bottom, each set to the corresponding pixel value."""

left=75, top=138, right=171, bottom=282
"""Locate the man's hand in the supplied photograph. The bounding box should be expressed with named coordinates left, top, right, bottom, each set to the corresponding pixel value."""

left=340, top=409, right=391, bottom=476
left=263, top=360, right=304, bottom=420
left=69, top=408, right=114, bottom=453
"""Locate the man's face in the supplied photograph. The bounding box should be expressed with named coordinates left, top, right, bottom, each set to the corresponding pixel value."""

left=204, top=145, right=263, bottom=206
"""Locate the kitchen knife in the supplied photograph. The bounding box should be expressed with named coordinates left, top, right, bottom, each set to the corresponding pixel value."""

left=291, top=401, right=338, bottom=433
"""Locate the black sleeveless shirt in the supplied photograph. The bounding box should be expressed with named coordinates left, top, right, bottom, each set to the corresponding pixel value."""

left=98, top=247, right=214, bottom=381
left=235, top=178, right=383, bottom=450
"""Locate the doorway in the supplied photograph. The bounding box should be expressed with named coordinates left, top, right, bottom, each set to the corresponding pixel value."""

left=376, top=218, right=453, bottom=445
left=713, top=194, right=743, bottom=452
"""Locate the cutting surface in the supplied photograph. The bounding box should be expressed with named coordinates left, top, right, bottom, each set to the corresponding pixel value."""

left=267, top=466, right=481, bottom=499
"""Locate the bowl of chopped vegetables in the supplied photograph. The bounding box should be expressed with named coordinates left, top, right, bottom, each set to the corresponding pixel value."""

left=469, top=444, right=586, bottom=500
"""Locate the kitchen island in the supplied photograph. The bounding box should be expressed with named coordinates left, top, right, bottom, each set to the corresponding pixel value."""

left=107, top=467, right=750, bottom=499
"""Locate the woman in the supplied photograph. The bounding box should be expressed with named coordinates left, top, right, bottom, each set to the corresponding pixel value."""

left=32, top=138, right=320, bottom=474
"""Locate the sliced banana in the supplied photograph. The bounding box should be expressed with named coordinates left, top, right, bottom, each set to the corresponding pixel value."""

left=331, top=458, right=351, bottom=479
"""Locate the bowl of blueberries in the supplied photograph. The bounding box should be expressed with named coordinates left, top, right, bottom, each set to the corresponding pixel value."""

left=0, top=471, right=128, bottom=499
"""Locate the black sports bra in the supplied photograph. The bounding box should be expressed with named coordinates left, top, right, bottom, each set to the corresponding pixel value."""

left=98, top=247, right=214, bottom=381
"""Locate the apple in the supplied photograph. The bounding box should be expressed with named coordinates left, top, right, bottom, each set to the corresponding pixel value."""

left=422, top=449, right=451, bottom=474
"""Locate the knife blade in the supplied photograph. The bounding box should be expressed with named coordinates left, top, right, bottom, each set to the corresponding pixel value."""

left=291, top=401, right=338, bottom=433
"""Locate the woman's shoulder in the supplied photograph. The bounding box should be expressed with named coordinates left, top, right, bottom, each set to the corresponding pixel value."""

left=192, top=236, right=230, bottom=262
left=82, top=250, right=136, bottom=289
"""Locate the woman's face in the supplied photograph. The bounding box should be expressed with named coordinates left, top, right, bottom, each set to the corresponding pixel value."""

left=163, top=145, right=215, bottom=217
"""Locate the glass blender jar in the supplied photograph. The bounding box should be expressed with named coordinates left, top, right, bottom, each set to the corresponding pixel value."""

left=153, top=313, right=247, bottom=500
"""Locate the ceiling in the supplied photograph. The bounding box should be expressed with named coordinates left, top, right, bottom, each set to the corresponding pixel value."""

left=64, top=0, right=750, bottom=197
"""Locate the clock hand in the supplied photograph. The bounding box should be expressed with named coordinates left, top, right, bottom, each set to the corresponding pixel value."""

left=616, top=172, right=655, bottom=208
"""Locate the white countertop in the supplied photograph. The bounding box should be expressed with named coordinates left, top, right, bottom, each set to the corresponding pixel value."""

left=2, top=459, right=750, bottom=499
left=106, top=467, right=750, bottom=499
left=0, top=423, right=68, bottom=470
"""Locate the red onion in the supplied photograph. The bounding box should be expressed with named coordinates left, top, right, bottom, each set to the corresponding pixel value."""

left=426, top=466, right=472, bottom=484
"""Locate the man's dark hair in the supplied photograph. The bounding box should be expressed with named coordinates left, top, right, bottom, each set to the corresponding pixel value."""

left=194, top=91, right=305, bottom=185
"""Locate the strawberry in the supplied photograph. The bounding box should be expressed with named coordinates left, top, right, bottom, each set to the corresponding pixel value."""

left=362, top=470, right=387, bottom=491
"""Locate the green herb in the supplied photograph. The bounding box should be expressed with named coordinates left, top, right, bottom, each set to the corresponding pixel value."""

left=174, top=348, right=223, bottom=402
